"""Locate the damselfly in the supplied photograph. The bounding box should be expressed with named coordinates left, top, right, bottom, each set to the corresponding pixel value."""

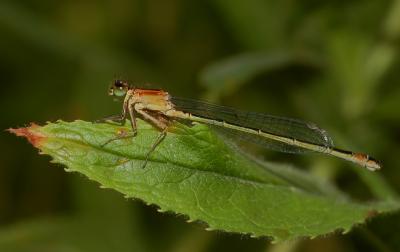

left=100, top=80, right=381, bottom=171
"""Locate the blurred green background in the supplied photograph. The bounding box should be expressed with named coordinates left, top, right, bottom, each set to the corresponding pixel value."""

left=1, top=0, right=400, bottom=251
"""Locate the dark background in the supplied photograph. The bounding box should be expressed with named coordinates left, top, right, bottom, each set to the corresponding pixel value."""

left=1, top=0, right=400, bottom=251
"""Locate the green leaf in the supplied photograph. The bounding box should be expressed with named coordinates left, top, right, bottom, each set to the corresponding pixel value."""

left=9, top=120, right=400, bottom=242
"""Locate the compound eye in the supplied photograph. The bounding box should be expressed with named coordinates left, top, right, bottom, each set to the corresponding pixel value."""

left=114, top=80, right=126, bottom=88
left=113, top=89, right=126, bottom=97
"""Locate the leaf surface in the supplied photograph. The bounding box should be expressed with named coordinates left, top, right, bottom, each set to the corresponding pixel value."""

left=9, top=120, right=399, bottom=242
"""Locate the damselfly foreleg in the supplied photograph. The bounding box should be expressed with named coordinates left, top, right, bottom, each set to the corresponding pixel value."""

left=97, top=100, right=137, bottom=146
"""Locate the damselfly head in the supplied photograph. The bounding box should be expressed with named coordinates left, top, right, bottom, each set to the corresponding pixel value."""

left=109, top=79, right=129, bottom=97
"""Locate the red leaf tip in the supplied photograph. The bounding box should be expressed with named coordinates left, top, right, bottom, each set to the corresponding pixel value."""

left=8, top=123, right=46, bottom=148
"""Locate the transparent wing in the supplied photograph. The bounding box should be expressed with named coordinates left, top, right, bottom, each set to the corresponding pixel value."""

left=170, top=97, right=334, bottom=154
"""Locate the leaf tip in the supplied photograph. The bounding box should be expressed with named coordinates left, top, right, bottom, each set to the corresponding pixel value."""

left=7, top=123, right=46, bottom=148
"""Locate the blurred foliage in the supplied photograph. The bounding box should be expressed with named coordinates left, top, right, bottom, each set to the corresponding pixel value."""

left=1, top=0, right=400, bottom=251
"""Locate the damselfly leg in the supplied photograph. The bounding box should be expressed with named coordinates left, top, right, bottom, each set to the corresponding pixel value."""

left=134, top=108, right=170, bottom=168
left=99, top=90, right=171, bottom=168
left=100, top=129, right=137, bottom=147
left=95, top=114, right=125, bottom=124
left=96, top=102, right=138, bottom=147
left=142, top=129, right=167, bottom=168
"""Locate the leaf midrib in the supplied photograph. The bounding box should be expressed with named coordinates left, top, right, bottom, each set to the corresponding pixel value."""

left=43, top=132, right=361, bottom=206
